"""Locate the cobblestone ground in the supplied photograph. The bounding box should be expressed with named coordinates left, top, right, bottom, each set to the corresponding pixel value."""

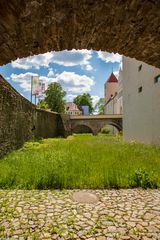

left=0, top=189, right=160, bottom=240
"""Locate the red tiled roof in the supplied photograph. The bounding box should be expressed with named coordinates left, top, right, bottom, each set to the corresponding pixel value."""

left=65, top=102, right=81, bottom=111
left=106, top=73, right=118, bottom=83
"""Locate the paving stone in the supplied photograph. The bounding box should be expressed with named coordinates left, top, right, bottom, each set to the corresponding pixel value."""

left=96, top=237, right=106, bottom=240
left=73, top=191, right=99, bottom=204
left=121, top=237, right=130, bottom=240
left=0, top=189, right=159, bottom=239
left=108, top=226, right=117, bottom=232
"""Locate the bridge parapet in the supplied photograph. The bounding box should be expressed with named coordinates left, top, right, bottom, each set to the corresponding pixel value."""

left=70, top=114, right=123, bottom=120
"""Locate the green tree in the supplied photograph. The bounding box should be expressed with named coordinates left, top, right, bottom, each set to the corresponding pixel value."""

left=45, top=82, right=66, bottom=113
left=73, top=93, right=93, bottom=113
left=37, top=99, right=48, bottom=109
left=94, top=98, right=105, bottom=115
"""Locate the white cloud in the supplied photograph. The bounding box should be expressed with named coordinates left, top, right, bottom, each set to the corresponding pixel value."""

left=82, top=64, right=93, bottom=71
left=55, top=71, right=95, bottom=94
left=51, top=49, right=92, bottom=67
left=39, top=76, right=57, bottom=84
left=10, top=71, right=95, bottom=94
left=10, top=72, right=57, bottom=92
left=91, top=95, right=100, bottom=107
left=113, top=71, right=119, bottom=79
left=86, top=65, right=93, bottom=71
left=11, top=72, right=37, bottom=91
left=11, top=49, right=93, bottom=70
left=65, top=94, right=77, bottom=102
left=11, top=53, right=53, bottom=70
left=47, top=68, right=55, bottom=77
left=97, top=51, right=122, bottom=63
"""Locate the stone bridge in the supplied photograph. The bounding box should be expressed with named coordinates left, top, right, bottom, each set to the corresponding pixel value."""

left=69, top=114, right=123, bottom=135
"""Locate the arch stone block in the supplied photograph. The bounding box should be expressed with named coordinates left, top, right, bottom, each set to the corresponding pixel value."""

left=0, top=1, right=160, bottom=67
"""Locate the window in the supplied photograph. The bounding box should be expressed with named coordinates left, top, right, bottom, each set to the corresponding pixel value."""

left=138, top=86, right=142, bottom=93
left=154, top=74, right=160, bottom=83
left=138, top=64, right=142, bottom=71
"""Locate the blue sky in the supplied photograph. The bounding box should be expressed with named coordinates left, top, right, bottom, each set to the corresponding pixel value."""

left=0, top=50, right=121, bottom=106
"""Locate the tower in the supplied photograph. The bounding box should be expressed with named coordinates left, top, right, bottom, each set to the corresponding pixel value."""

left=104, top=73, right=118, bottom=103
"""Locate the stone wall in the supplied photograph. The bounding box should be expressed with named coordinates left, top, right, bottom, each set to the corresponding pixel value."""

left=58, top=114, right=72, bottom=138
left=0, top=75, right=62, bottom=158
left=34, top=109, right=59, bottom=139
left=0, top=1, right=160, bottom=68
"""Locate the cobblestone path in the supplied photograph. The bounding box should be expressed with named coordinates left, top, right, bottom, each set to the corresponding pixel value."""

left=0, top=189, right=160, bottom=240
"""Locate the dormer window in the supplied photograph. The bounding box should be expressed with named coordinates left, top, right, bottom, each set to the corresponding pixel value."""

left=154, top=75, right=160, bottom=83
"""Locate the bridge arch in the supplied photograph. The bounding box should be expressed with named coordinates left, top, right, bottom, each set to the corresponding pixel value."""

left=0, top=1, right=159, bottom=67
left=96, top=121, right=122, bottom=134
left=97, top=122, right=122, bottom=135
left=72, top=124, right=94, bottom=135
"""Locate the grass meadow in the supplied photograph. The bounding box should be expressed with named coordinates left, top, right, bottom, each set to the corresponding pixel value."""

left=0, top=134, right=160, bottom=189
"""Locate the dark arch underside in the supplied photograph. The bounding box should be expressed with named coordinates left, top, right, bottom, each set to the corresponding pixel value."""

left=72, top=125, right=93, bottom=134
left=100, top=124, right=121, bottom=133
left=0, top=1, right=160, bottom=67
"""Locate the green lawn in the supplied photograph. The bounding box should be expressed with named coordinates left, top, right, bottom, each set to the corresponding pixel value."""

left=0, top=134, right=160, bottom=189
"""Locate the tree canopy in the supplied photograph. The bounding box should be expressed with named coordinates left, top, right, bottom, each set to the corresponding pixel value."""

left=94, top=98, right=105, bottom=115
left=73, top=93, right=93, bottom=113
left=39, top=82, right=66, bottom=113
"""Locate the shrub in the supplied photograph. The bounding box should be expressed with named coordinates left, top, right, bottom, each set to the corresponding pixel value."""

left=101, top=126, right=110, bottom=134
left=130, top=169, right=157, bottom=189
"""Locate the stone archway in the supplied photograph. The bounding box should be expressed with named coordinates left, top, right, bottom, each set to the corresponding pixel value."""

left=106, top=122, right=122, bottom=132
left=0, top=1, right=160, bottom=67
left=95, top=122, right=122, bottom=135
left=72, top=124, right=94, bottom=135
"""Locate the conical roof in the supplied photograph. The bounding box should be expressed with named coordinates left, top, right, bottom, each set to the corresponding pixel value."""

left=106, top=73, right=118, bottom=83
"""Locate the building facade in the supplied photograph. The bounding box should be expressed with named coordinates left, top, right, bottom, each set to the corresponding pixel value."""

left=104, top=72, right=123, bottom=115
left=104, top=72, right=123, bottom=134
left=122, top=56, right=160, bottom=144
left=65, top=102, right=82, bottom=116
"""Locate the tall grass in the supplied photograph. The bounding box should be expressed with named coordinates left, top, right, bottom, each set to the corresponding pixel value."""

left=0, top=134, right=159, bottom=189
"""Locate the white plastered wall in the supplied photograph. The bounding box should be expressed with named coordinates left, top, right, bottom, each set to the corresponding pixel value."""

left=122, top=56, right=160, bottom=144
